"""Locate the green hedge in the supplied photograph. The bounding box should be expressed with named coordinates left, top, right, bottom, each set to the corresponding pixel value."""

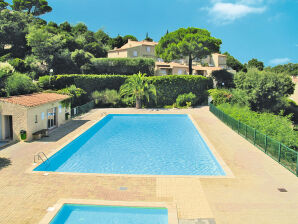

left=86, top=58, right=155, bottom=76
left=38, top=74, right=128, bottom=93
left=147, top=75, right=213, bottom=106
left=38, top=74, right=212, bottom=106
left=217, top=103, right=298, bottom=150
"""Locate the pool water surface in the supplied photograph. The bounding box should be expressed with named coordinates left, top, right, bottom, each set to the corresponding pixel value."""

left=34, top=114, right=225, bottom=176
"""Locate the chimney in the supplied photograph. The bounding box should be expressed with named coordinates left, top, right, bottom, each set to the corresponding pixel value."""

left=114, top=47, right=118, bottom=50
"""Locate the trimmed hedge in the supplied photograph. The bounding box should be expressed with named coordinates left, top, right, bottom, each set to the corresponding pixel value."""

left=146, top=75, right=213, bottom=106
left=38, top=74, right=212, bottom=106
left=38, top=74, right=128, bottom=93
left=86, top=58, right=155, bottom=76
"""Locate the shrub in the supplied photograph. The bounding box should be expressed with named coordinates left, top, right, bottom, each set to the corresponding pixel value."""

left=217, top=103, right=298, bottom=149
left=87, top=58, right=155, bottom=76
left=5, top=73, right=38, bottom=96
left=56, top=85, right=88, bottom=107
left=208, top=89, right=232, bottom=106
left=0, top=62, right=14, bottom=75
left=8, top=58, right=27, bottom=73
left=176, top=92, right=197, bottom=107
left=234, top=68, right=295, bottom=112
left=92, top=89, right=121, bottom=107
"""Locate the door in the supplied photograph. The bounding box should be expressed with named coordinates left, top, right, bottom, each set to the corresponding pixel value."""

left=47, top=108, right=57, bottom=129
left=4, top=115, right=13, bottom=140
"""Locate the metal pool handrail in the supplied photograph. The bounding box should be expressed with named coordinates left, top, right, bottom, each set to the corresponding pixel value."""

left=34, top=152, right=50, bottom=165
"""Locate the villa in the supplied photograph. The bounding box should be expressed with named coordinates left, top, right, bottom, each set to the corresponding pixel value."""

left=108, top=39, right=236, bottom=76
left=0, top=93, right=70, bottom=141
left=107, top=39, right=158, bottom=59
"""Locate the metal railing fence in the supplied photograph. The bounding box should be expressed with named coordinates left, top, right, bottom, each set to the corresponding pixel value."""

left=209, top=103, right=298, bottom=176
left=71, top=101, right=94, bottom=118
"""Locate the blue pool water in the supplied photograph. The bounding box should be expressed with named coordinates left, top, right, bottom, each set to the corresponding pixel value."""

left=50, top=204, right=168, bottom=224
left=35, top=114, right=225, bottom=176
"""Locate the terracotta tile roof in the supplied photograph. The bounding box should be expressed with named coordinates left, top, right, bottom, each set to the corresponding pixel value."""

left=193, top=65, right=223, bottom=71
left=212, top=53, right=227, bottom=57
left=0, top=93, right=70, bottom=107
left=109, top=40, right=158, bottom=52
left=155, top=62, right=189, bottom=69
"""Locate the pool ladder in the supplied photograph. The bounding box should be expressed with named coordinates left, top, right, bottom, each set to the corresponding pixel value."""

left=34, top=152, right=50, bottom=165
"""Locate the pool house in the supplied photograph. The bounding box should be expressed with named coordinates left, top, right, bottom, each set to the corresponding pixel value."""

left=0, top=93, right=70, bottom=141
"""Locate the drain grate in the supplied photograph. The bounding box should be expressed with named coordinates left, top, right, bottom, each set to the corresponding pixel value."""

left=119, top=187, right=128, bottom=191
left=278, top=188, right=287, bottom=192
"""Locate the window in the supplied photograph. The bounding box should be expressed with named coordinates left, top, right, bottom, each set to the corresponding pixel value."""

left=35, top=115, right=38, bottom=123
left=59, top=105, right=62, bottom=113
left=41, top=112, right=45, bottom=120
left=146, top=47, right=151, bottom=52
left=178, top=69, right=183, bottom=75
left=160, top=69, right=167, bottom=75
left=133, top=51, right=138, bottom=57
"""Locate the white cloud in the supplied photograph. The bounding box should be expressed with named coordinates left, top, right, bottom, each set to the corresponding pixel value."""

left=269, top=58, right=290, bottom=65
left=205, top=2, right=266, bottom=24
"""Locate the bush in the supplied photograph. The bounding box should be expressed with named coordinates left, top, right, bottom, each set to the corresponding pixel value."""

left=217, top=103, right=298, bottom=149
left=5, top=73, right=38, bottom=96
left=56, top=85, right=88, bottom=107
left=92, top=89, right=121, bottom=107
left=208, top=89, right=232, bottom=106
left=176, top=92, right=197, bottom=107
left=8, top=58, right=27, bottom=73
left=86, top=58, right=155, bottom=76
left=234, top=68, right=295, bottom=112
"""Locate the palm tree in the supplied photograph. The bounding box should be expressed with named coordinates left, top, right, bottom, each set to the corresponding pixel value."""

left=120, top=72, right=156, bottom=109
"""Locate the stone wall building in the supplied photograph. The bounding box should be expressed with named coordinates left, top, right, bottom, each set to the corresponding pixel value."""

left=0, top=93, right=70, bottom=141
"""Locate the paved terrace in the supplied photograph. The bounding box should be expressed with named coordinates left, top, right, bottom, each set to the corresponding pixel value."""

left=0, top=107, right=297, bottom=224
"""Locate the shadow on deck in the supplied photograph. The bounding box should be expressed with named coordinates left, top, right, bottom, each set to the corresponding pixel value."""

left=39, top=120, right=89, bottom=142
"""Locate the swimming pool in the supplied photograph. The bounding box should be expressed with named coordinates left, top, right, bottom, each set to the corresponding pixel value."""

left=34, top=114, right=225, bottom=176
left=49, top=204, right=168, bottom=224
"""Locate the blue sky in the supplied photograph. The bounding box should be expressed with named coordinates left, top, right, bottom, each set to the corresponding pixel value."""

left=39, top=0, right=297, bottom=65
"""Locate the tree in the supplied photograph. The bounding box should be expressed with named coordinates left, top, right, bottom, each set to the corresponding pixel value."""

left=247, top=58, right=264, bottom=71
left=156, top=27, right=222, bottom=74
left=211, top=70, right=235, bottom=88
left=145, top=32, right=153, bottom=42
left=11, top=0, right=52, bottom=16
left=223, top=52, right=244, bottom=72
left=59, top=21, right=72, bottom=33
left=109, top=35, right=124, bottom=49
left=123, top=35, right=138, bottom=44
left=94, top=29, right=110, bottom=45
left=70, top=49, right=94, bottom=69
left=120, top=72, right=156, bottom=109
left=265, top=63, right=298, bottom=77
left=26, top=25, right=66, bottom=68
left=83, top=42, right=107, bottom=58
left=0, top=0, right=9, bottom=10
left=234, top=68, right=295, bottom=112
left=5, top=72, right=38, bottom=96
left=71, top=22, right=88, bottom=35
left=0, top=10, right=35, bottom=58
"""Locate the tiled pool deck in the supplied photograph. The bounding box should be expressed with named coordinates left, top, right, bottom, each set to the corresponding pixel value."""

left=0, top=107, right=297, bottom=224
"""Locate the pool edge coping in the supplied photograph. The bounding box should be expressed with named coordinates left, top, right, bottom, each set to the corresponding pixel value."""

left=28, top=112, right=234, bottom=179
left=38, top=199, right=178, bottom=224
